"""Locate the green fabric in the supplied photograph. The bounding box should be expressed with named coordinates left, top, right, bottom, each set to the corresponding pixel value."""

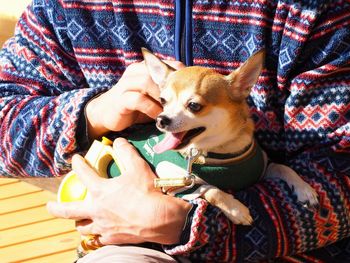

left=108, top=124, right=265, bottom=191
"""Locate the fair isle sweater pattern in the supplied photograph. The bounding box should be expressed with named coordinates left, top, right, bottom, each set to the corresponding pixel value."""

left=0, top=1, right=350, bottom=262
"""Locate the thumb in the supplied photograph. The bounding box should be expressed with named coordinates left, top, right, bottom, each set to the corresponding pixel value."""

left=71, top=154, right=105, bottom=195
left=113, top=138, right=153, bottom=176
left=123, top=91, right=162, bottom=119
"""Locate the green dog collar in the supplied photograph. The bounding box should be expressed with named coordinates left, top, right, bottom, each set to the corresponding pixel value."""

left=108, top=124, right=266, bottom=192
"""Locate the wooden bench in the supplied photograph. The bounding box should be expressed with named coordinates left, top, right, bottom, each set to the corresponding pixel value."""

left=0, top=178, right=80, bottom=262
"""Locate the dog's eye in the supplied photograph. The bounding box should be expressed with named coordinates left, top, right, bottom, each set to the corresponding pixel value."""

left=187, top=102, right=202, bottom=113
left=159, top=97, right=166, bottom=106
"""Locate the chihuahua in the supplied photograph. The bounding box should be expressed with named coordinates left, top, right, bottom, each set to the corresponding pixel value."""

left=141, top=48, right=318, bottom=225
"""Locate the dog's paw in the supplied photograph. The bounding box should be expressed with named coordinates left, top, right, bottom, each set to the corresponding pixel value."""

left=227, top=210, right=253, bottom=226
left=204, top=188, right=253, bottom=225
left=221, top=199, right=253, bottom=225
left=293, top=182, right=319, bottom=208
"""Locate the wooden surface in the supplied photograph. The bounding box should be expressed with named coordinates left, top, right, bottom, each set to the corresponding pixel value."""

left=0, top=178, right=80, bottom=263
left=0, top=0, right=31, bottom=46
left=20, top=177, right=63, bottom=193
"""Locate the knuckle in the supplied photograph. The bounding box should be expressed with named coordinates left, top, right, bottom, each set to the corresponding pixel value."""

left=134, top=93, right=146, bottom=104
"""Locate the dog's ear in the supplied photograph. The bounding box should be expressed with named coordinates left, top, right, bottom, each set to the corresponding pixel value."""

left=226, top=49, right=265, bottom=100
left=141, top=48, right=176, bottom=86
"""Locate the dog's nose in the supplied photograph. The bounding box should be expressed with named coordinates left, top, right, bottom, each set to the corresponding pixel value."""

left=156, top=115, right=171, bottom=129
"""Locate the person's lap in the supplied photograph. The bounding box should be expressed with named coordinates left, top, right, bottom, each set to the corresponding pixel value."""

left=76, top=245, right=190, bottom=263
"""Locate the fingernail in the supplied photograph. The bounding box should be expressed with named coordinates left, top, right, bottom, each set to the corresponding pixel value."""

left=113, top=137, right=128, bottom=148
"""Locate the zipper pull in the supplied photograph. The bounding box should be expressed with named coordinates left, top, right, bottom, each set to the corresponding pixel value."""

left=186, top=148, right=200, bottom=176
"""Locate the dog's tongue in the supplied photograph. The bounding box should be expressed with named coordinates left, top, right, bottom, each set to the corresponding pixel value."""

left=153, top=131, right=186, bottom=154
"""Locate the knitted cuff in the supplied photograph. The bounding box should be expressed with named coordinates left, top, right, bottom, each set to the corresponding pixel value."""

left=163, top=198, right=209, bottom=255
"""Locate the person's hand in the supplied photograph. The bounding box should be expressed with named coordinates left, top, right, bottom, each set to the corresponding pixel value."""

left=47, top=138, right=191, bottom=245
left=86, top=60, right=184, bottom=140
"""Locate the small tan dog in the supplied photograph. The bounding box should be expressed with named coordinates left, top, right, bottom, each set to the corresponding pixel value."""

left=142, top=48, right=318, bottom=225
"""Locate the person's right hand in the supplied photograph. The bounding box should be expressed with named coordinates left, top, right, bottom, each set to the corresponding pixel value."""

left=86, top=60, right=184, bottom=140
left=47, top=138, right=191, bottom=246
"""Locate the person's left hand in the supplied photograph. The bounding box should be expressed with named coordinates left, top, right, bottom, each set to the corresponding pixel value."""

left=85, top=60, right=184, bottom=140
left=46, top=138, right=191, bottom=246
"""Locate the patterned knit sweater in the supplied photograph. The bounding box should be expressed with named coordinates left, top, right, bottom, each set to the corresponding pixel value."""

left=0, top=0, right=349, bottom=262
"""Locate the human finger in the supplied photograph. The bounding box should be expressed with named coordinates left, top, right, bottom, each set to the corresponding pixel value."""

left=135, top=115, right=155, bottom=125
left=76, top=220, right=97, bottom=236
left=132, top=60, right=184, bottom=98
left=98, top=233, right=143, bottom=245
left=112, top=138, right=151, bottom=175
left=144, top=82, right=161, bottom=102
left=123, top=91, right=162, bottom=119
left=71, top=154, right=104, bottom=195
left=164, top=60, right=185, bottom=70
left=123, top=62, right=160, bottom=100
left=137, top=57, right=184, bottom=71
left=46, top=200, right=91, bottom=220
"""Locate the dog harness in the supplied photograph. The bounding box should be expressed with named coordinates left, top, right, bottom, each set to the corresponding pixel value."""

left=108, top=124, right=267, bottom=200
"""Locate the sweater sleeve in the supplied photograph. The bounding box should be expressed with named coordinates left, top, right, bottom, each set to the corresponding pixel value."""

left=0, top=0, right=107, bottom=177
left=164, top=3, right=350, bottom=262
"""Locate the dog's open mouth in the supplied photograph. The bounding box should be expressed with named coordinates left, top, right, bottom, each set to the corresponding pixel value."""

left=153, top=127, right=206, bottom=154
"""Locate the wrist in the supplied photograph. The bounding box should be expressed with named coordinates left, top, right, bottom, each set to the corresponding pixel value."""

left=177, top=204, right=196, bottom=245
left=154, top=195, right=192, bottom=245
left=163, top=198, right=208, bottom=255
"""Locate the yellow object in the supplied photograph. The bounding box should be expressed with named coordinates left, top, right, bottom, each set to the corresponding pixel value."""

left=57, top=171, right=87, bottom=202
left=57, top=137, right=122, bottom=203
left=101, top=136, right=113, bottom=145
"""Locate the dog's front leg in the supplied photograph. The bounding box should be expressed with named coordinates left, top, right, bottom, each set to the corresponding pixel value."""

left=203, top=187, right=253, bottom=225
left=265, top=163, right=318, bottom=207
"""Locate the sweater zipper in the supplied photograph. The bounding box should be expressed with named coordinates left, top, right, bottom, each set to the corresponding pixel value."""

left=175, top=0, right=193, bottom=66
